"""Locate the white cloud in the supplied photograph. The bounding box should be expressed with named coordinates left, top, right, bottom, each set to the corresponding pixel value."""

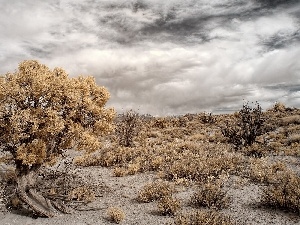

left=0, top=0, right=299, bottom=115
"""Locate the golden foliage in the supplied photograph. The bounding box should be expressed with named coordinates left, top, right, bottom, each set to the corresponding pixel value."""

left=107, top=207, right=125, bottom=224
left=0, top=60, right=114, bottom=168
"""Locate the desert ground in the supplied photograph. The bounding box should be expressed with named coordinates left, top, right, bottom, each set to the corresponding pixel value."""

left=1, top=103, right=300, bottom=225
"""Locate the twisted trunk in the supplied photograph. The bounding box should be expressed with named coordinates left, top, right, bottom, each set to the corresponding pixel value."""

left=16, top=169, right=71, bottom=217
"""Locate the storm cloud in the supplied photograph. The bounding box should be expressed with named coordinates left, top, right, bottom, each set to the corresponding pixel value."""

left=0, top=0, right=299, bottom=115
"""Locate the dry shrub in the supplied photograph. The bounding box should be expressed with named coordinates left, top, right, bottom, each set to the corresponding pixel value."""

left=138, top=181, right=174, bottom=203
left=222, top=102, right=265, bottom=149
left=190, top=182, right=230, bottom=209
left=280, top=115, right=300, bottom=126
left=68, top=186, right=95, bottom=203
left=0, top=167, right=17, bottom=185
left=174, top=210, right=236, bottom=225
left=162, top=144, right=240, bottom=182
left=270, top=102, right=286, bottom=112
left=107, top=207, right=125, bottom=224
left=113, top=167, right=127, bottom=177
left=158, top=196, right=181, bottom=216
left=262, top=170, right=300, bottom=214
left=249, top=158, right=287, bottom=184
left=287, top=134, right=300, bottom=145
left=241, top=143, right=268, bottom=158
left=115, top=110, right=141, bottom=147
left=74, top=146, right=143, bottom=167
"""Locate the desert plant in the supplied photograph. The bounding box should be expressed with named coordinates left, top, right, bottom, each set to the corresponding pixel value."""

left=157, top=196, right=181, bottom=216
left=67, top=186, right=95, bottom=203
left=262, top=170, right=300, bottom=214
left=115, top=110, right=141, bottom=147
left=190, top=182, right=230, bottom=209
left=173, top=210, right=236, bottom=225
left=138, top=180, right=175, bottom=203
left=222, top=102, right=265, bottom=149
left=107, top=207, right=125, bottom=224
left=0, top=60, right=115, bottom=217
left=200, top=112, right=215, bottom=124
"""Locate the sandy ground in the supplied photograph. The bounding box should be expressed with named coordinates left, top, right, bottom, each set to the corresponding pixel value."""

left=1, top=163, right=300, bottom=225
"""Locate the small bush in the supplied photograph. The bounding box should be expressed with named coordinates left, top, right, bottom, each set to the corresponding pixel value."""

left=280, top=115, right=300, bottom=126
left=262, top=170, right=300, bottom=214
left=249, top=159, right=287, bottom=184
left=222, top=102, right=265, bottom=149
left=138, top=181, right=174, bottom=203
left=115, top=110, right=141, bottom=147
left=157, top=196, right=181, bottom=216
left=67, top=186, right=95, bottom=203
left=190, top=182, right=230, bottom=209
left=241, top=143, right=267, bottom=158
left=174, top=210, right=236, bottom=225
left=107, top=207, right=125, bottom=224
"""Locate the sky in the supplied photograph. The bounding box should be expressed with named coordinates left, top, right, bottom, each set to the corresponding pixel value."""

left=0, top=0, right=300, bottom=116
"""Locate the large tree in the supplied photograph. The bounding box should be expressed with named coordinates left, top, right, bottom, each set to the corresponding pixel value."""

left=0, top=60, right=115, bottom=217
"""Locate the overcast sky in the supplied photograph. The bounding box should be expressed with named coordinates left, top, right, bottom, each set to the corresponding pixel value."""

left=0, top=0, right=299, bottom=115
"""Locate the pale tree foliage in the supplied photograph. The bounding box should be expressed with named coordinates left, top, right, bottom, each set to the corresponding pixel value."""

left=0, top=60, right=115, bottom=217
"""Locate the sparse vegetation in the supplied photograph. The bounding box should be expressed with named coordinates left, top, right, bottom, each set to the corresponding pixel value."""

left=1, top=62, right=299, bottom=224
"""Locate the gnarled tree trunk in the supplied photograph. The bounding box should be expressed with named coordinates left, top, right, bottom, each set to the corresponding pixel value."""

left=16, top=170, right=71, bottom=217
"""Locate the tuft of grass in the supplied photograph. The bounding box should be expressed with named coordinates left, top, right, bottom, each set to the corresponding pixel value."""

left=138, top=181, right=174, bottom=203
left=157, top=196, right=181, bottom=216
left=190, top=182, right=230, bottom=209
left=173, top=210, right=236, bottom=225
left=107, top=207, right=125, bottom=224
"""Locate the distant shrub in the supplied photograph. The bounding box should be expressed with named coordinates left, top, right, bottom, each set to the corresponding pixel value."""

left=222, top=102, right=265, bottom=149
left=115, top=110, right=141, bottom=147
left=280, top=115, right=300, bottom=126
left=200, top=112, right=216, bottom=124
left=174, top=210, right=236, bottom=225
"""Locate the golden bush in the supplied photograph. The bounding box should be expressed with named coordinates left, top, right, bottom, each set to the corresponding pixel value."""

left=107, top=207, right=125, bottom=224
